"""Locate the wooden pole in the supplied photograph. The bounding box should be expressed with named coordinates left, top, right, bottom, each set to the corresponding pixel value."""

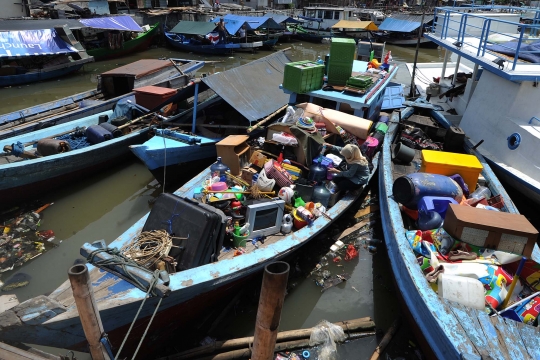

left=369, top=318, right=401, bottom=360
left=68, top=264, right=112, bottom=360
left=409, top=11, right=425, bottom=98
left=252, top=261, right=290, bottom=360
left=163, top=317, right=375, bottom=360
left=246, top=104, right=288, bottom=133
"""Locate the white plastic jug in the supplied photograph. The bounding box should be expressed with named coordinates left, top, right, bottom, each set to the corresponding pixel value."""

left=438, top=274, right=486, bottom=310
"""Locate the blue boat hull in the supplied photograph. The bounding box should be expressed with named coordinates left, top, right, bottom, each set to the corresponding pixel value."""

left=0, top=62, right=86, bottom=87
left=165, top=32, right=240, bottom=55
left=0, top=146, right=381, bottom=357
left=379, top=105, right=540, bottom=358
left=0, top=111, right=148, bottom=207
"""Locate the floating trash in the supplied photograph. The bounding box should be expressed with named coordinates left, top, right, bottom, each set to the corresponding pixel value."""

left=2, top=272, right=31, bottom=291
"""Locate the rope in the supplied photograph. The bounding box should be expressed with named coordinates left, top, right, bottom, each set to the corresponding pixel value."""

left=114, top=269, right=161, bottom=360
left=131, top=297, right=163, bottom=360
left=120, top=229, right=185, bottom=269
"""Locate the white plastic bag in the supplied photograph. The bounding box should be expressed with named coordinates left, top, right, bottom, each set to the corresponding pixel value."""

left=309, top=320, right=346, bottom=360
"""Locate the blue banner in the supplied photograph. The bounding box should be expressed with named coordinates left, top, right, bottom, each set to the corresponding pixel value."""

left=0, top=29, right=77, bottom=57
left=80, top=16, right=143, bottom=32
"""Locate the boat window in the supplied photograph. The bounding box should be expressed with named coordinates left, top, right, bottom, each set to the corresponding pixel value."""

left=324, top=11, right=333, bottom=19
left=336, top=11, right=342, bottom=19
left=317, top=10, right=323, bottom=18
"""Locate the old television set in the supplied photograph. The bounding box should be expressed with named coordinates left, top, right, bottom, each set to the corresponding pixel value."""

left=245, top=199, right=285, bottom=238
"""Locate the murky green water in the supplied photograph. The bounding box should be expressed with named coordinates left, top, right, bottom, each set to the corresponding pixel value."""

left=0, top=41, right=444, bottom=358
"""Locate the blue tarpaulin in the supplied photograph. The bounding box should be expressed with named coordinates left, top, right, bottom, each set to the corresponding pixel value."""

left=378, top=18, right=421, bottom=33
left=79, top=16, right=143, bottom=32
left=212, top=15, right=282, bottom=36
left=486, top=40, right=540, bottom=64
left=0, top=29, right=77, bottom=57
left=267, top=14, right=302, bottom=24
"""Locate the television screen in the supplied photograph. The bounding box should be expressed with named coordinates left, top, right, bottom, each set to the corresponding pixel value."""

left=253, top=208, right=279, bottom=231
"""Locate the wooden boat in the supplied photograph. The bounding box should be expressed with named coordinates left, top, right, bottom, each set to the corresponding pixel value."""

left=379, top=103, right=540, bottom=358
left=0, top=53, right=398, bottom=358
left=0, top=59, right=204, bottom=140
left=0, top=79, right=203, bottom=208
left=288, top=24, right=333, bottom=43
left=165, top=30, right=240, bottom=55
left=0, top=27, right=94, bottom=87
left=371, top=14, right=437, bottom=48
left=86, top=23, right=160, bottom=61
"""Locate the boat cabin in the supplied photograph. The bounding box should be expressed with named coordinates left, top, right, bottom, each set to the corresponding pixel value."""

left=302, top=6, right=358, bottom=31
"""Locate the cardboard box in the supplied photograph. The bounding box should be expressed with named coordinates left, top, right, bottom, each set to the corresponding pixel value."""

left=443, top=204, right=538, bottom=258
left=241, top=167, right=258, bottom=184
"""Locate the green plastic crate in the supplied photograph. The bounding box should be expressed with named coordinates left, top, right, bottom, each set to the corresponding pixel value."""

left=327, top=62, right=353, bottom=86
left=329, top=38, right=357, bottom=65
left=283, top=60, right=325, bottom=94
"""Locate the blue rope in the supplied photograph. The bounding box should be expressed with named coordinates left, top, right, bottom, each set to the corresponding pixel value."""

left=56, top=127, right=91, bottom=150
left=162, top=200, right=189, bottom=241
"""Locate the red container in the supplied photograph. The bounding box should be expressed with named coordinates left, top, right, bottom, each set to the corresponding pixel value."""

left=134, top=86, right=177, bottom=110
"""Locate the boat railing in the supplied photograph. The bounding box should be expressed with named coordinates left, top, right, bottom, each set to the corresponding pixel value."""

left=431, top=6, right=540, bottom=70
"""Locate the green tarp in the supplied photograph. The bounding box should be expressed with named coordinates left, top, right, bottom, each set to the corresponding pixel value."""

left=170, top=21, right=217, bottom=35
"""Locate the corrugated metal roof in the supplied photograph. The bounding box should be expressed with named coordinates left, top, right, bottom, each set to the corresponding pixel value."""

left=170, top=21, right=217, bottom=35
left=0, top=19, right=86, bottom=31
left=388, top=13, right=433, bottom=25
left=202, top=52, right=291, bottom=122
left=378, top=18, right=421, bottom=32
left=331, top=20, right=378, bottom=30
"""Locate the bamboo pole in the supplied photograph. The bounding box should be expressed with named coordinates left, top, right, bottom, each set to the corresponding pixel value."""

left=168, top=317, right=375, bottom=360
left=252, top=262, right=290, bottom=360
left=246, top=104, right=288, bottom=134
left=369, top=318, right=401, bottom=360
left=68, top=264, right=112, bottom=360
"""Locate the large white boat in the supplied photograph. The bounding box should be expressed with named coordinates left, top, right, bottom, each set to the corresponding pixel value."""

left=410, top=6, right=540, bottom=203
left=301, top=6, right=358, bottom=31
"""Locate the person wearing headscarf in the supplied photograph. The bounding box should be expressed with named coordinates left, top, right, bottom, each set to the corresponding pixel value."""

left=326, top=143, right=369, bottom=193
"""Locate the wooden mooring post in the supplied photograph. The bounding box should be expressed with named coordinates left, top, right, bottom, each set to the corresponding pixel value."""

left=68, top=264, right=112, bottom=360
left=252, top=261, right=290, bottom=360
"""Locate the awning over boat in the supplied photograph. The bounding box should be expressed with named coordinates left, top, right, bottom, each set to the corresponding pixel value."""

left=202, top=51, right=290, bottom=122
left=100, top=59, right=174, bottom=78
left=0, top=29, right=77, bottom=58
left=331, top=20, right=378, bottom=31
left=378, top=18, right=421, bottom=33
left=79, top=16, right=143, bottom=32
left=170, top=21, right=217, bottom=35
left=212, top=15, right=283, bottom=36
left=298, top=15, right=323, bottom=23
left=267, top=14, right=302, bottom=24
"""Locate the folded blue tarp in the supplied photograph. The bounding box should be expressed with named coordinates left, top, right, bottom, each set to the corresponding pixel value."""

left=0, top=29, right=77, bottom=57
left=79, top=16, right=143, bottom=32
left=486, top=40, right=540, bottom=64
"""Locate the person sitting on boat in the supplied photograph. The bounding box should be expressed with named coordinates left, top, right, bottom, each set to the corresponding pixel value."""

left=217, top=18, right=227, bottom=44
left=326, top=144, right=369, bottom=193
left=238, top=25, right=246, bottom=39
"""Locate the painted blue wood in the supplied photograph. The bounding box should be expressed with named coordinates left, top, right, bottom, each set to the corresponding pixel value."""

left=517, top=321, right=540, bottom=359
left=380, top=105, right=540, bottom=358
left=130, top=133, right=218, bottom=170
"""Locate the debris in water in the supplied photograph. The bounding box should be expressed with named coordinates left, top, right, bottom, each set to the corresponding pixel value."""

left=2, top=273, right=31, bottom=291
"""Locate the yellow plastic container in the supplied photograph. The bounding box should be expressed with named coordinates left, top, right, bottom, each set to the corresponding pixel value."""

left=420, top=150, right=483, bottom=192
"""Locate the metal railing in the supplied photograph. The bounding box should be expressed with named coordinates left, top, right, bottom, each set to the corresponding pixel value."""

left=431, top=6, right=540, bottom=70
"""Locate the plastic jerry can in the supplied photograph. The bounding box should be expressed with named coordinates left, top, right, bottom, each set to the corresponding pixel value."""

left=210, top=157, right=230, bottom=177
left=418, top=196, right=459, bottom=220
left=438, top=274, right=485, bottom=310
left=85, top=125, right=113, bottom=145
left=392, top=173, right=463, bottom=210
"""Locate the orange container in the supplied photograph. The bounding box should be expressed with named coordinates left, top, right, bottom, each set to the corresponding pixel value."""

left=134, top=86, right=177, bottom=111
left=293, top=209, right=308, bottom=229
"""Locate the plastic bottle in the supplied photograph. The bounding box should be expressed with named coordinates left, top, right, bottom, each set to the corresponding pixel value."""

left=392, top=173, right=463, bottom=209
left=210, top=157, right=230, bottom=178
left=316, top=55, right=324, bottom=64
left=469, top=185, right=491, bottom=201
left=282, top=106, right=295, bottom=124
